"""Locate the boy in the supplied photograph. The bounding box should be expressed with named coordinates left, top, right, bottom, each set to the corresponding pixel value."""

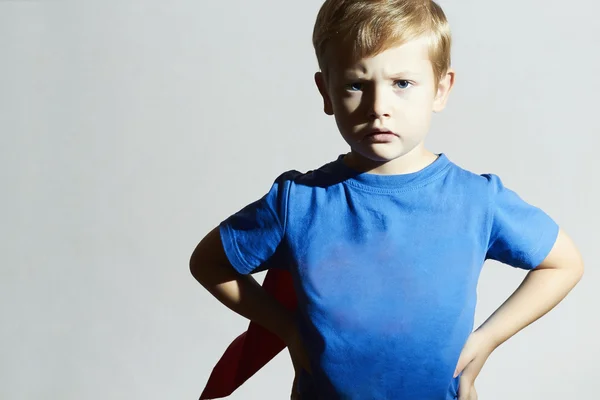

left=190, top=0, right=584, bottom=399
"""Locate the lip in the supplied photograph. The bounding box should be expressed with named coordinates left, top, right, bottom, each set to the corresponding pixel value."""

left=362, top=129, right=398, bottom=143
left=365, top=129, right=398, bottom=138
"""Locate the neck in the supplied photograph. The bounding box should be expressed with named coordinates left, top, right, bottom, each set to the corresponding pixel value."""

left=344, top=145, right=438, bottom=175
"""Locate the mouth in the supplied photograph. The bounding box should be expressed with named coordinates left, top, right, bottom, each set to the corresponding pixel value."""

left=366, top=128, right=398, bottom=137
left=359, top=128, right=399, bottom=144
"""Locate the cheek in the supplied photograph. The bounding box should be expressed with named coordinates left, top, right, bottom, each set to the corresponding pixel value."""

left=406, top=110, right=433, bottom=132
left=404, top=94, right=435, bottom=118
left=394, top=101, right=434, bottom=133
left=333, top=114, right=355, bottom=135
left=333, top=93, right=360, bottom=114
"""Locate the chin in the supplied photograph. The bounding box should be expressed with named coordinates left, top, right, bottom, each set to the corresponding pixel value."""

left=355, top=144, right=409, bottom=163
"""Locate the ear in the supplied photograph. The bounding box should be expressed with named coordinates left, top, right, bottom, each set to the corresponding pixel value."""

left=433, top=68, right=456, bottom=113
left=315, top=71, right=334, bottom=116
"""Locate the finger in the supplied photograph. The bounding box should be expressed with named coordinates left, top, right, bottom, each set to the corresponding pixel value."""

left=289, top=350, right=308, bottom=374
left=299, top=351, right=312, bottom=374
left=470, top=386, right=478, bottom=400
left=290, top=375, right=299, bottom=400
left=457, top=374, right=472, bottom=400
left=459, top=385, right=477, bottom=400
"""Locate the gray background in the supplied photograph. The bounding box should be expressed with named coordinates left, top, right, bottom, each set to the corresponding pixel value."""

left=1, top=0, right=598, bottom=399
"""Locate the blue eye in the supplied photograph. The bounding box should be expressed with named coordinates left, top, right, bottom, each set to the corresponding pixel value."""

left=347, top=82, right=363, bottom=91
left=395, top=80, right=411, bottom=89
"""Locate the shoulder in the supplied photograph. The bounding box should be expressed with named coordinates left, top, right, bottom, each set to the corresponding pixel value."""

left=273, top=169, right=305, bottom=185
left=442, top=158, right=530, bottom=214
left=444, top=158, right=501, bottom=196
left=273, top=157, right=345, bottom=189
left=445, top=159, right=541, bottom=221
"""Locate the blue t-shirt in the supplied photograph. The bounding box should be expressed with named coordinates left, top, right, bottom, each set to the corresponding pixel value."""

left=219, top=154, right=559, bottom=400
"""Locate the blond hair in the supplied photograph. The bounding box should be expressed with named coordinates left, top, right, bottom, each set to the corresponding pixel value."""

left=312, top=0, right=452, bottom=85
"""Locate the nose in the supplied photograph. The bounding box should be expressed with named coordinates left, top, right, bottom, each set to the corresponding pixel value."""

left=368, top=86, right=392, bottom=119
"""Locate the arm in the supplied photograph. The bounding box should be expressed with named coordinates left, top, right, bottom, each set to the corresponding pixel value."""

left=455, top=228, right=584, bottom=399
left=475, top=227, right=584, bottom=348
left=189, top=226, right=296, bottom=342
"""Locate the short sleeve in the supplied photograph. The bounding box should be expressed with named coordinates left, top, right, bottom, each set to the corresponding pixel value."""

left=219, top=171, right=295, bottom=275
left=483, top=174, right=559, bottom=270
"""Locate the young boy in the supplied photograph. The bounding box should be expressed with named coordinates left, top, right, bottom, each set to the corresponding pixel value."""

left=190, top=0, right=584, bottom=399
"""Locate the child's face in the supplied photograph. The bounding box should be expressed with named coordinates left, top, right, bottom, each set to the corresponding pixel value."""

left=315, top=36, right=454, bottom=172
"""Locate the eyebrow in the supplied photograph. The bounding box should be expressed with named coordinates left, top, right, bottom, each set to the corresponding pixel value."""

left=388, top=70, right=421, bottom=77
left=344, top=70, right=422, bottom=79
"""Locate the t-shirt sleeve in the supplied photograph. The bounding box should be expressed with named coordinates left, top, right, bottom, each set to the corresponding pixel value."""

left=483, top=174, right=559, bottom=270
left=219, top=172, right=294, bottom=275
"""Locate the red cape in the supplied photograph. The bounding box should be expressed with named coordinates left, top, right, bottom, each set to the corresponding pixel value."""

left=200, top=269, right=297, bottom=399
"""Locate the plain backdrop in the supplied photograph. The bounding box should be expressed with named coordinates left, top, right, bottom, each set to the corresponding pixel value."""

left=1, top=0, right=598, bottom=399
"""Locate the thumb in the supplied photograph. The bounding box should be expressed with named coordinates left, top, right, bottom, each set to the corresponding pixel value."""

left=289, top=343, right=312, bottom=374
left=453, top=352, right=472, bottom=378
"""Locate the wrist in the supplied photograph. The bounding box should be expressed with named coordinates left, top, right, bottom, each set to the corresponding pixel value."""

left=473, top=325, right=502, bottom=351
left=274, top=311, right=297, bottom=344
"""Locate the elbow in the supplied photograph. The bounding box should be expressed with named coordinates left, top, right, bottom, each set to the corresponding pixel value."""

left=563, top=250, right=584, bottom=287
left=571, top=244, right=585, bottom=282
left=574, top=258, right=585, bottom=282
left=189, top=247, right=205, bottom=283
left=565, top=255, right=585, bottom=290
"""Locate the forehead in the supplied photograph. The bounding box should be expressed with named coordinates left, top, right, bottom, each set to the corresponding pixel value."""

left=327, top=36, right=433, bottom=78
